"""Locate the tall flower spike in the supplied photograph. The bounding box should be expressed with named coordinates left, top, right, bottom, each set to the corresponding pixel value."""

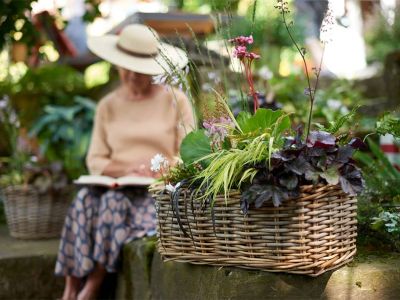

left=229, top=35, right=260, bottom=113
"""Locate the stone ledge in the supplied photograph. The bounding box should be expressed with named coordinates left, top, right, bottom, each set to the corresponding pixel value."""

left=1, top=225, right=399, bottom=300
left=118, top=239, right=400, bottom=300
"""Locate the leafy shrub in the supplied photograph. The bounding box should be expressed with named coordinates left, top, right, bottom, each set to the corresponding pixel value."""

left=29, top=96, right=96, bottom=180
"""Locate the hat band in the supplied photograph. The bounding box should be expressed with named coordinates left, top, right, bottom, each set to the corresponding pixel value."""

left=117, top=43, right=158, bottom=58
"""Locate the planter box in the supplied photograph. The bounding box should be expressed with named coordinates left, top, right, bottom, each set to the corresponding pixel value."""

left=2, top=185, right=72, bottom=239
left=153, top=184, right=357, bottom=276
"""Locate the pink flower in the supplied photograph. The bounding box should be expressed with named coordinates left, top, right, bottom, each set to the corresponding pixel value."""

left=229, top=35, right=253, bottom=46
left=246, top=52, right=260, bottom=60
left=233, top=45, right=247, bottom=59
left=203, top=117, right=235, bottom=149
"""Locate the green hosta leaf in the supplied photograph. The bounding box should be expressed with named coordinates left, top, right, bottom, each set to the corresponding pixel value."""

left=320, top=166, right=339, bottom=185
left=180, top=130, right=212, bottom=166
left=236, top=111, right=251, bottom=130
left=238, top=108, right=291, bottom=135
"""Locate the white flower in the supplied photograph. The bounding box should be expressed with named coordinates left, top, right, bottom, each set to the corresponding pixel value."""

left=258, top=66, right=273, bottom=80
left=150, top=154, right=168, bottom=172
left=0, top=99, right=8, bottom=109
left=165, top=183, right=176, bottom=193
left=327, top=99, right=341, bottom=110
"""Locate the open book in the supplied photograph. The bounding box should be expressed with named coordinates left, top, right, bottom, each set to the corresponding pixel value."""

left=74, top=175, right=155, bottom=188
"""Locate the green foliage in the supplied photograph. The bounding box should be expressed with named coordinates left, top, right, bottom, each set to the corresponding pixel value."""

left=0, top=96, right=27, bottom=184
left=355, top=138, right=400, bottom=203
left=0, top=201, right=5, bottom=225
left=371, top=210, right=400, bottom=251
left=237, top=108, right=291, bottom=137
left=365, top=7, right=400, bottom=62
left=0, top=64, right=86, bottom=127
left=0, top=0, right=38, bottom=51
left=376, top=112, right=400, bottom=139
left=372, top=211, right=400, bottom=234
left=0, top=1, right=100, bottom=51
left=180, top=130, right=212, bottom=167
left=227, top=0, right=301, bottom=49
left=315, top=105, right=360, bottom=135
left=178, top=0, right=240, bottom=12
left=191, top=109, right=292, bottom=202
left=29, top=96, right=96, bottom=180
left=82, top=0, right=102, bottom=23
left=356, top=138, right=400, bottom=251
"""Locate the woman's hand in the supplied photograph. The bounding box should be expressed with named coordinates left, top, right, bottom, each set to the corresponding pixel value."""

left=102, top=160, right=156, bottom=178
left=125, top=163, right=155, bottom=178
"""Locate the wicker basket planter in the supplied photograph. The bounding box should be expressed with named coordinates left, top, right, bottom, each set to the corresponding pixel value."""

left=153, top=184, right=357, bottom=276
left=2, top=185, right=72, bottom=239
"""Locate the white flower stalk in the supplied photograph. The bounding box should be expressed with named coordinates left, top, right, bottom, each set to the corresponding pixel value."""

left=165, top=183, right=176, bottom=193
left=150, top=154, right=169, bottom=172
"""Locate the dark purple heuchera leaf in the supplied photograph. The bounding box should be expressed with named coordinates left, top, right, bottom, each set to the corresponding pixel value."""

left=339, top=176, right=363, bottom=195
left=283, top=137, right=295, bottom=148
left=306, top=147, right=326, bottom=157
left=255, top=188, right=273, bottom=208
left=284, top=155, right=313, bottom=175
left=349, top=137, right=367, bottom=150
left=339, top=164, right=364, bottom=195
left=307, top=131, right=336, bottom=148
left=272, top=150, right=296, bottom=162
left=272, top=188, right=289, bottom=207
left=336, top=145, right=354, bottom=163
left=279, top=173, right=299, bottom=190
left=240, top=184, right=264, bottom=213
left=241, top=184, right=293, bottom=212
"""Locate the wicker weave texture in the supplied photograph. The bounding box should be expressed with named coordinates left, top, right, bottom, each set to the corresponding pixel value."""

left=2, top=185, right=72, bottom=239
left=154, top=184, right=357, bottom=276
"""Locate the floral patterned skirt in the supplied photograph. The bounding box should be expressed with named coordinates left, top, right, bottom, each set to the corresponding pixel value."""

left=54, top=187, right=156, bottom=278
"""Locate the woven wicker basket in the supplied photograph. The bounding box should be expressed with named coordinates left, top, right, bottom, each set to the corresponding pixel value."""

left=153, top=184, right=357, bottom=276
left=2, top=185, right=72, bottom=239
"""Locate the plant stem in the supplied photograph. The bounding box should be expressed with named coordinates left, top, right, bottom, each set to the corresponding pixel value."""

left=306, top=46, right=325, bottom=137
left=279, top=2, right=313, bottom=139
left=242, top=58, right=258, bottom=113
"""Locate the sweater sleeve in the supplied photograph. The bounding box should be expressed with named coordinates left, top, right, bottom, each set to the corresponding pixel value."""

left=86, top=100, right=112, bottom=175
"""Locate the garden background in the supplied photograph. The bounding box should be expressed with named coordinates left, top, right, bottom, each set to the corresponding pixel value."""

left=0, top=0, right=399, bottom=299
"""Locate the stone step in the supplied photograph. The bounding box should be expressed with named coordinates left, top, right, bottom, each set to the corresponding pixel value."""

left=1, top=225, right=399, bottom=300
left=117, top=239, right=400, bottom=300
left=0, top=226, right=63, bottom=300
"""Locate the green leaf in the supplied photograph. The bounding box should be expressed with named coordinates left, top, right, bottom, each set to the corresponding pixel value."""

left=320, top=166, right=339, bottom=185
left=180, top=130, right=212, bottom=166
left=368, top=139, right=400, bottom=180
left=236, top=111, right=251, bottom=130
left=239, top=108, right=290, bottom=135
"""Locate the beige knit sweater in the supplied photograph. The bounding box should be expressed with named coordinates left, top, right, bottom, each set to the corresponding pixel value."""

left=86, top=85, right=195, bottom=175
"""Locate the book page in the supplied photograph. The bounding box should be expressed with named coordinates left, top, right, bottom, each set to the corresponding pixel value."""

left=74, top=175, right=115, bottom=186
left=74, top=175, right=155, bottom=187
left=116, top=176, right=155, bottom=186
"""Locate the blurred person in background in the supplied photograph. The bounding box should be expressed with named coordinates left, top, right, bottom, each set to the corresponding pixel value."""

left=54, top=24, right=195, bottom=300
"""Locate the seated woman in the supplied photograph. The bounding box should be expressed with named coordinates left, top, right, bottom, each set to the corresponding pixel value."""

left=55, top=24, right=195, bottom=300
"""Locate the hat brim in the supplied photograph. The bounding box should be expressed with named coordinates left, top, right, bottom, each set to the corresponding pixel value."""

left=87, top=35, right=188, bottom=75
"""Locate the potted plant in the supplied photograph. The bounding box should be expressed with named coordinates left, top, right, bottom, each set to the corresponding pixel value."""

left=0, top=96, right=71, bottom=239
left=150, top=1, right=365, bottom=276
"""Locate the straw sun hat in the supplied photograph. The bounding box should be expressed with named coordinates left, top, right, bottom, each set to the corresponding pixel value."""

left=87, top=24, right=188, bottom=75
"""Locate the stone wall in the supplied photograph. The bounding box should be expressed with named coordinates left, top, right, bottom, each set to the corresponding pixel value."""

left=1, top=235, right=399, bottom=299
left=117, top=238, right=400, bottom=300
